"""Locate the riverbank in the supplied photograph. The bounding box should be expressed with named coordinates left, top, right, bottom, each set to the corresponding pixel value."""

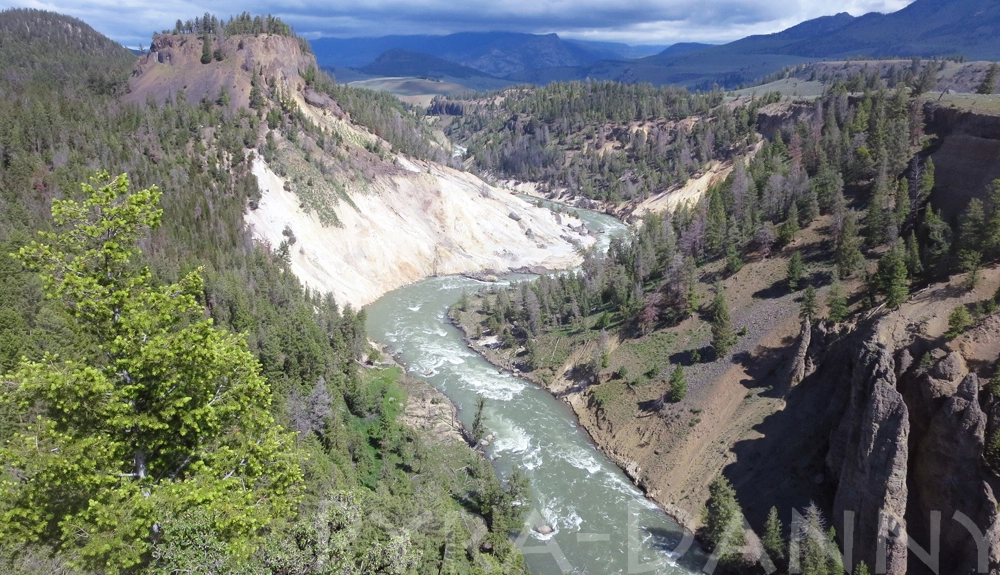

left=446, top=300, right=704, bottom=534
left=445, top=213, right=846, bottom=537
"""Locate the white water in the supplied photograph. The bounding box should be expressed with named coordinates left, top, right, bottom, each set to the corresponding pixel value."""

left=365, top=202, right=706, bottom=574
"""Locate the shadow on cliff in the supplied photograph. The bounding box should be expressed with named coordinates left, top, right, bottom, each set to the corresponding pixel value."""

left=722, top=336, right=855, bottom=531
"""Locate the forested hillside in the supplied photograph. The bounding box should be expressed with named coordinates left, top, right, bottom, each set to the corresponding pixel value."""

left=0, top=9, right=526, bottom=574
left=439, top=82, right=767, bottom=203
left=450, top=73, right=1000, bottom=572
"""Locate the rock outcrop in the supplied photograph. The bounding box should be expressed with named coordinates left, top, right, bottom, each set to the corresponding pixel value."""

left=824, top=328, right=1000, bottom=575
left=130, top=33, right=314, bottom=110
left=247, top=156, right=593, bottom=308
left=911, top=372, right=1000, bottom=573
left=828, top=338, right=909, bottom=575
left=788, top=319, right=812, bottom=387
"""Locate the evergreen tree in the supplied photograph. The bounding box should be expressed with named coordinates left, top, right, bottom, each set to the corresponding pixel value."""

left=877, top=244, right=909, bottom=309
left=959, top=250, right=983, bottom=290
left=702, top=476, right=745, bottom=567
left=787, top=251, right=805, bottom=291
left=711, top=291, right=737, bottom=358
left=667, top=364, right=687, bottom=402
left=811, top=163, right=845, bottom=215
left=866, top=171, right=891, bottom=245
left=905, top=232, right=923, bottom=277
left=524, top=337, right=539, bottom=371
left=200, top=33, right=213, bottom=64
left=958, top=198, right=986, bottom=254
left=725, top=240, right=744, bottom=275
left=798, top=186, right=819, bottom=226
left=827, top=283, right=849, bottom=323
left=922, top=207, right=952, bottom=278
left=911, top=63, right=938, bottom=96
left=471, top=394, right=487, bottom=444
left=855, top=561, right=872, bottom=575
left=0, top=173, right=301, bottom=571
left=977, top=63, right=999, bottom=95
left=779, top=202, right=800, bottom=246
left=988, top=180, right=1000, bottom=260
left=946, top=305, right=973, bottom=339
left=800, top=285, right=818, bottom=320
left=918, top=158, right=935, bottom=205
left=762, top=506, right=785, bottom=564
left=249, top=79, right=265, bottom=110
left=836, top=210, right=865, bottom=278
left=794, top=504, right=832, bottom=575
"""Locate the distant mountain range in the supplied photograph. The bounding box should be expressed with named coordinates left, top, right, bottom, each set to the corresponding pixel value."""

left=310, top=31, right=667, bottom=78
left=313, top=0, right=1000, bottom=90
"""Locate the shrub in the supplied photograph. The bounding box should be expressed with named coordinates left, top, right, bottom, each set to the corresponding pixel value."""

left=946, top=305, right=973, bottom=339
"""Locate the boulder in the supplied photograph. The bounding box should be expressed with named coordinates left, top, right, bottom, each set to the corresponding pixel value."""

left=535, top=524, right=554, bottom=535
left=932, top=351, right=966, bottom=382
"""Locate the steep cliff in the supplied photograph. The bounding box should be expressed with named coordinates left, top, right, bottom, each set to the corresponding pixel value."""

left=130, top=31, right=593, bottom=308
left=826, top=336, right=909, bottom=575
left=820, top=278, right=1000, bottom=575
left=924, top=104, right=1000, bottom=220
left=130, top=33, right=315, bottom=110
left=247, top=155, right=592, bottom=307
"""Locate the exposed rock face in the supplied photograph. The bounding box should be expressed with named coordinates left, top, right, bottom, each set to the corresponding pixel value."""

left=924, top=104, right=1000, bottom=220
left=130, top=33, right=314, bottom=110
left=828, top=339, right=909, bottom=575
left=913, top=373, right=1000, bottom=573
left=755, top=102, right=819, bottom=140
left=825, top=331, right=1000, bottom=575
left=788, top=319, right=812, bottom=387
left=247, top=156, right=593, bottom=308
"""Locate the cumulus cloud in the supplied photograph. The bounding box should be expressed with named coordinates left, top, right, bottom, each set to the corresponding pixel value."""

left=3, top=0, right=914, bottom=47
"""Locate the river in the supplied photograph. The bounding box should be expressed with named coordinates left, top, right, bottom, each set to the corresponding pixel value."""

left=365, top=200, right=706, bottom=574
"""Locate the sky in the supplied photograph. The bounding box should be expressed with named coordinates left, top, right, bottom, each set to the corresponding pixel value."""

left=3, top=0, right=914, bottom=48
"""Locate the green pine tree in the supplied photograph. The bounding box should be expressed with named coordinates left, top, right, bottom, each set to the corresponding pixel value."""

left=919, top=159, right=935, bottom=204
left=977, top=63, right=999, bottom=95
left=667, top=364, right=687, bottom=402
left=711, top=291, right=737, bottom=358
left=702, top=476, right=746, bottom=568
left=762, top=506, right=785, bottom=563
left=826, top=283, right=849, bottom=323
left=876, top=244, right=909, bottom=309
left=471, top=394, right=487, bottom=444
left=836, top=210, right=865, bottom=278
left=922, top=207, right=952, bottom=278
left=0, top=173, right=301, bottom=571
left=958, top=249, right=983, bottom=290
left=905, top=232, right=923, bottom=277
left=779, top=202, right=800, bottom=246
left=787, top=251, right=805, bottom=291
left=946, top=305, right=973, bottom=339
left=800, top=285, right=818, bottom=320
left=200, top=33, right=213, bottom=64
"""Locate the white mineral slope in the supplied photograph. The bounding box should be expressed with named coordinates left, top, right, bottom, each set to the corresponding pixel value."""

left=246, top=156, right=594, bottom=308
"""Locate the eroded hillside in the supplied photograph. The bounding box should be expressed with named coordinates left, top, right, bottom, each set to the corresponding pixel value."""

left=130, top=28, right=592, bottom=308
